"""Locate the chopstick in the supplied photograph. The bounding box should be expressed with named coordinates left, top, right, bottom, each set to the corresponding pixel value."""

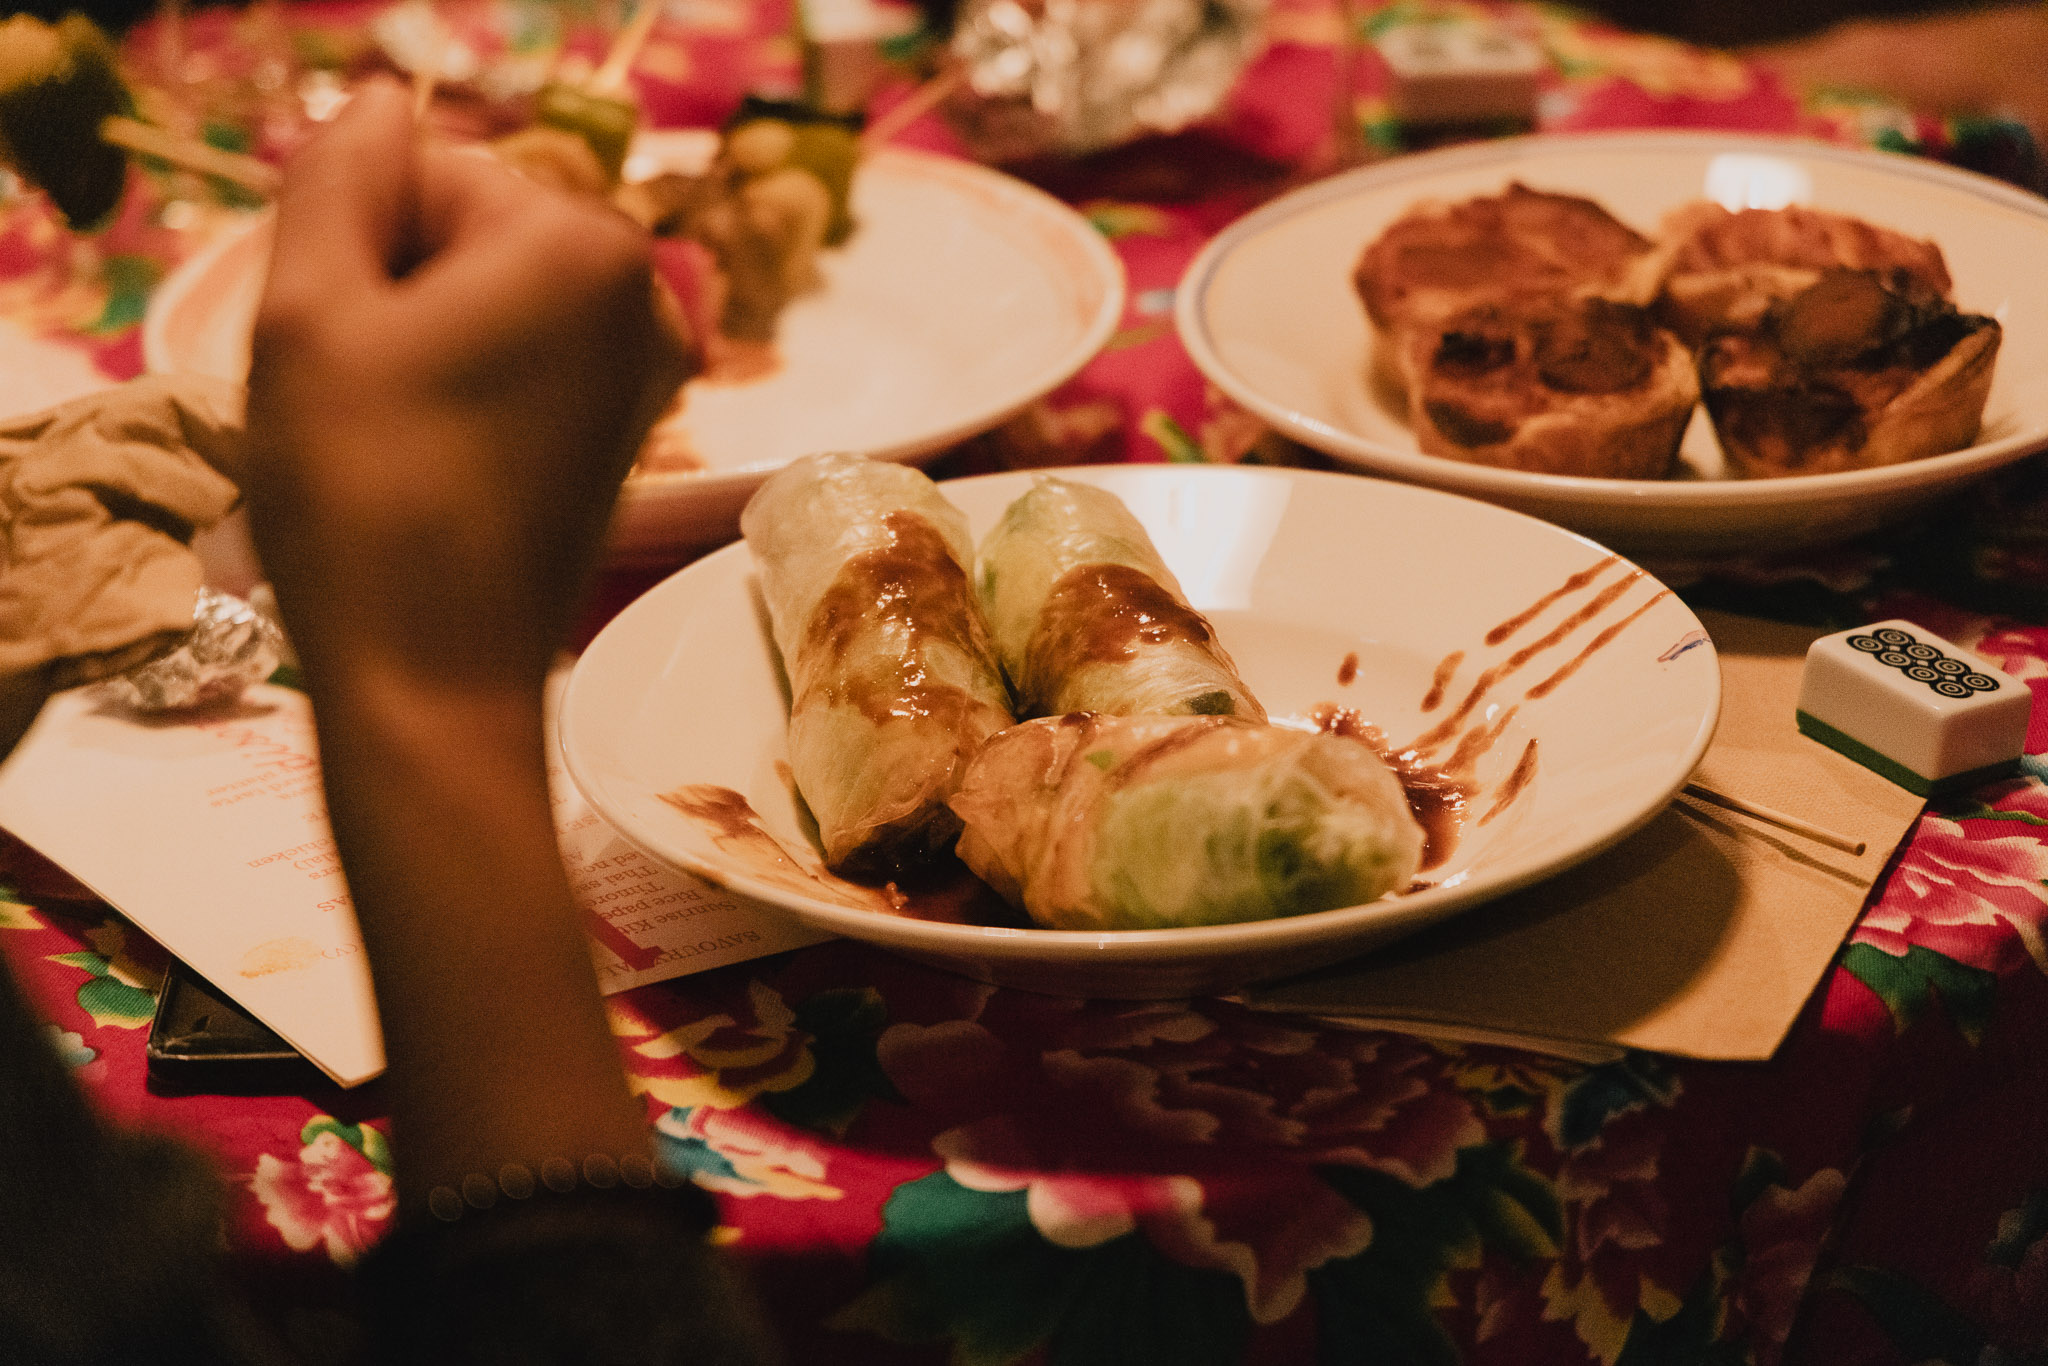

left=861, top=66, right=964, bottom=148
left=1682, top=783, right=1867, bottom=856
left=410, top=1, right=448, bottom=120
left=591, top=0, right=663, bottom=95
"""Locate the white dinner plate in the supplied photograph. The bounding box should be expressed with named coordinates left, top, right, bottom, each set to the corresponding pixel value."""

left=144, top=141, right=1125, bottom=563
left=561, top=465, right=1720, bottom=998
left=1177, top=132, right=2048, bottom=558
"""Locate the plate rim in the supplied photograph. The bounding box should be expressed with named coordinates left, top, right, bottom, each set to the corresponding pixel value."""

left=1174, top=129, right=2048, bottom=512
left=560, top=462, right=1722, bottom=963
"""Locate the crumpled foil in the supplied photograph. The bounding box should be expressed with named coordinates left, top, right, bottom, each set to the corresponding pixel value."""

left=98, top=587, right=285, bottom=713
left=949, top=0, right=1268, bottom=158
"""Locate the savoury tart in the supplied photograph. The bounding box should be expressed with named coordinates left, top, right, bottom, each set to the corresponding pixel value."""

left=1698, top=268, right=2001, bottom=478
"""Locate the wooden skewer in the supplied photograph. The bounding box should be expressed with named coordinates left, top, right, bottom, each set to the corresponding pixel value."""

left=1681, top=783, right=1867, bottom=856
left=860, top=65, right=964, bottom=149
left=591, top=0, right=663, bottom=95
left=410, top=1, right=449, bottom=121
left=98, top=115, right=280, bottom=197
left=412, top=53, right=438, bottom=119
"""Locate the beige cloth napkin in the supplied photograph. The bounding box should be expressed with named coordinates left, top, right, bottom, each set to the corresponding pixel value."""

left=0, top=376, right=244, bottom=678
left=1250, top=611, right=1930, bottom=1062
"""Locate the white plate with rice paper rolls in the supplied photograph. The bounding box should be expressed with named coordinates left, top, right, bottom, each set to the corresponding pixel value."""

left=561, top=460, right=1719, bottom=998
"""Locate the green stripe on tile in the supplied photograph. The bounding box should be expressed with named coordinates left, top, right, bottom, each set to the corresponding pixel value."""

left=1795, top=711, right=1934, bottom=795
left=1795, top=712, right=2019, bottom=797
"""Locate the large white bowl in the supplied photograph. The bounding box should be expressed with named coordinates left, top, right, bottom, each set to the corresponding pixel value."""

left=1177, top=132, right=2048, bottom=559
left=144, top=142, right=1125, bottom=563
left=560, top=465, right=1720, bottom=998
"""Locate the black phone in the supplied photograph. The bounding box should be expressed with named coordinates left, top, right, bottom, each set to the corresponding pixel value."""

left=145, top=960, right=324, bottom=1094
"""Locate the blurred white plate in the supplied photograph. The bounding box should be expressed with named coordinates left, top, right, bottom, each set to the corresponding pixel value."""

left=144, top=141, right=1125, bottom=563
left=561, top=465, right=1719, bottom=998
left=1177, top=132, right=2048, bottom=558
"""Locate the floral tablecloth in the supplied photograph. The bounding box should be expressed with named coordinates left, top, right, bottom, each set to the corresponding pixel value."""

left=4, top=3, right=2047, bottom=1363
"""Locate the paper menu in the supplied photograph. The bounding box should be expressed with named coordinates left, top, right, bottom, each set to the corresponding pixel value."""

left=548, top=746, right=830, bottom=995
left=0, top=681, right=826, bottom=1087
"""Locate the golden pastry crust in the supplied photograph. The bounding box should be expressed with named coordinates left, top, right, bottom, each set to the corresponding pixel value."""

left=1404, top=296, right=1699, bottom=479
left=1354, top=183, right=1659, bottom=395
left=1697, top=268, right=2001, bottom=477
left=1655, top=202, right=1953, bottom=346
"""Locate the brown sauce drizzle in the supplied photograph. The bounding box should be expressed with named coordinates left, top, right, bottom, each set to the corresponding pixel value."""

left=1443, top=703, right=1518, bottom=775
left=1310, top=704, right=1468, bottom=874
left=800, top=511, right=1005, bottom=727
left=1023, top=563, right=1226, bottom=708
left=1477, top=739, right=1539, bottom=827
left=1338, top=652, right=1359, bottom=686
left=658, top=785, right=888, bottom=911
left=1484, top=556, right=1621, bottom=646
left=1100, top=715, right=1237, bottom=792
left=1411, top=568, right=1644, bottom=755
left=1525, top=590, right=1672, bottom=700
left=661, top=784, right=777, bottom=846
left=1421, top=650, right=1463, bottom=712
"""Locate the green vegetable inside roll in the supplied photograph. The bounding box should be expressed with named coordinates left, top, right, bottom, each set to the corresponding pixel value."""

left=741, top=453, right=1016, bottom=878
left=975, top=477, right=1266, bottom=721
left=950, top=714, right=1424, bottom=931
left=0, top=14, right=133, bottom=231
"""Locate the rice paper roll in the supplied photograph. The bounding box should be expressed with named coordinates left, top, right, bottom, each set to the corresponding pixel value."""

left=741, top=453, right=1015, bottom=876
left=975, top=478, right=1266, bottom=721
left=950, top=714, right=1424, bottom=930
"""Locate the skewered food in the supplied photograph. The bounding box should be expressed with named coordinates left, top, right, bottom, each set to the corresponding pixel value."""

left=617, top=102, right=857, bottom=372
left=974, top=476, right=1266, bottom=721
left=1404, top=295, right=1698, bottom=478
left=0, top=13, right=278, bottom=229
left=950, top=713, right=1425, bottom=930
left=740, top=453, right=1015, bottom=878
left=0, top=13, right=133, bottom=229
left=535, top=78, right=640, bottom=184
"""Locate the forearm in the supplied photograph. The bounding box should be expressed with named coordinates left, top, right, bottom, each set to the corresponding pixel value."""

left=310, top=667, right=648, bottom=1213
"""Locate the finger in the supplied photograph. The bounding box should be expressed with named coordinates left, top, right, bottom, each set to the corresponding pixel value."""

left=408, top=141, right=540, bottom=268
left=265, top=79, right=420, bottom=307
left=404, top=144, right=650, bottom=336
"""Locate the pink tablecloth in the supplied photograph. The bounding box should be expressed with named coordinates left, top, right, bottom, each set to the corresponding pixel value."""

left=4, top=4, right=2046, bottom=1362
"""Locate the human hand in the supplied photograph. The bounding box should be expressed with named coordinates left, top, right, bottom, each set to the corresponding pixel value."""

left=241, top=80, right=689, bottom=707
left=1751, top=5, right=2048, bottom=168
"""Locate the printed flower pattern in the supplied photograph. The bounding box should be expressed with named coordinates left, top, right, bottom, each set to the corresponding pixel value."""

left=932, top=1113, right=1372, bottom=1323
left=1543, top=1122, right=1682, bottom=1364
left=615, top=977, right=818, bottom=1111
left=247, top=1119, right=394, bottom=1266
left=1732, top=1165, right=1848, bottom=1366
left=871, top=998, right=1486, bottom=1329
left=1856, top=809, right=2048, bottom=979
left=44, top=1024, right=95, bottom=1068
left=654, top=1103, right=845, bottom=1202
